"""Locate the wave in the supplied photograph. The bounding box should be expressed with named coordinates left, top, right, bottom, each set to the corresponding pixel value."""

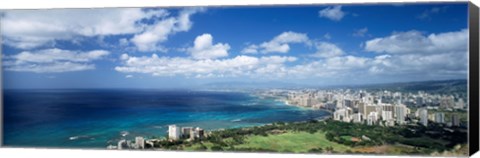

left=231, top=119, right=242, bottom=122
left=120, top=131, right=129, bottom=137
left=69, top=135, right=91, bottom=141
left=152, top=126, right=163, bottom=129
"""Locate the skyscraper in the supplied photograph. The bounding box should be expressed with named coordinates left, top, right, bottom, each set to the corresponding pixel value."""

left=434, top=112, right=445, bottom=124
left=419, top=108, right=428, bottom=126
left=168, top=125, right=181, bottom=141
left=135, top=136, right=145, bottom=149
left=394, top=104, right=407, bottom=124
left=451, top=114, right=460, bottom=127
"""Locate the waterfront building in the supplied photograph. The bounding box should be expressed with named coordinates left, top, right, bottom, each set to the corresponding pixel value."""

left=197, top=127, right=205, bottom=139
left=135, top=137, right=145, bottom=149
left=181, top=127, right=193, bottom=138
left=168, top=125, right=181, bottom=141
left=117, top=139, right=127, bottom=150
left=434, top=112, right=445, bottom=124
left=190, top=127, right=205, bottom=140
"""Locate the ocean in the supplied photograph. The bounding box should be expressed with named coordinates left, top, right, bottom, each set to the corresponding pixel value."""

left=3, top=89, right=329, bottom=149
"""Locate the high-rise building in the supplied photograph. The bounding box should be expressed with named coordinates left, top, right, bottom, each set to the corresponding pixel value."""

left=440, top=95, right=455, bottom=109
left=352, top=113, right=363, bottom=123
left=394, top=104, right=407, bottom=124
left=181, top=127, right=193, bottom=138
left=333, top=107, right=352, bottom=122
left=117, top=139, right=127, bottom=150
left=359, top=103, right=376, bottom=117
left=418, top=108, right=428, bottom=126
left=168, top=125, right=181, bottom=141
left=367, top=112, right=378, bottom=126
left=434, top=112, right=445, bottom=124
left=381, top=110, right=393, bottom=121
left=135, top=137, right=145, bottom=149
left=451, top=114, right=460, bottom=127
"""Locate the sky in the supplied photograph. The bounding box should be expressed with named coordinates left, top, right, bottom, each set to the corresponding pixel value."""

left=0, top=2, right=469, bottom=89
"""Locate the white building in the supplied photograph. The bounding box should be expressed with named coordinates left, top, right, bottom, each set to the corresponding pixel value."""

left=352, top=113, right=363, bottom=123
left=367, top=112, right=378, bottom=125
left=181, top=127, right=193, bottom=138
left=168, top=125, right=181, bottom=141
left=434, top=112, right=445, bottom=124
left=189, top=127, right=205, bottom=140
left=418, top=108, right=428, bottom=126
left=333, top=107, right=352, bottom=122
left=117, top=139, right=127, bottom=150
left=385, top=119, right=395, bottom=127
left=135, top=137, right=145, bottom=149
left=381, top=110, right=393, bottom=121
left=394, top=104, right=407, bottom=124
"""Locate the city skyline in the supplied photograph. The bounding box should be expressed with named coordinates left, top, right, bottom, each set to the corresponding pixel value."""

left=1, top=3, right=469, bottom=89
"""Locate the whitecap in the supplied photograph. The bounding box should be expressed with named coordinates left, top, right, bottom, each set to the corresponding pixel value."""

left=69, top=135, right=90, bottom=141
left=232, top=119, right=242, bottom=122
left=120, top=131, right=129, bottom=137
left=152, top=126, right=163, bottom=129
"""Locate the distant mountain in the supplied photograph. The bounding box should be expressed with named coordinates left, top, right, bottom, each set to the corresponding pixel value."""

left=202, top=81, right=303, bottom=89
left=203, top=79, right=468, bottom=95
left=341, top=79, right=468, bottom=95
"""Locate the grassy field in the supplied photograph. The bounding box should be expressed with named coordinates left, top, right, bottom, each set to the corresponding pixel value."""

left=234, top=131, right=351, bottom=153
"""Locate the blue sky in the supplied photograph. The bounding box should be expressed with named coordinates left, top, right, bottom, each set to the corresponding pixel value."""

left=1, top=3, right=469, bottom=89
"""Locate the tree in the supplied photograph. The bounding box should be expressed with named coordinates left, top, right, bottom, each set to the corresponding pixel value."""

left=211, top=145, right=223, bottom=151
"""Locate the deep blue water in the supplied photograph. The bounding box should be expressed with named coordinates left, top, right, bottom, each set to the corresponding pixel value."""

left=3, top=89, right=329, bottom=148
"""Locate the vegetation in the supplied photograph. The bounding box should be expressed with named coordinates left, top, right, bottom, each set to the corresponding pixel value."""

left=147, top=119, right=467, bottom=155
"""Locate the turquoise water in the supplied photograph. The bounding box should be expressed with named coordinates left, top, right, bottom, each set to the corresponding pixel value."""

left=3, top=89, right=329, bottom=149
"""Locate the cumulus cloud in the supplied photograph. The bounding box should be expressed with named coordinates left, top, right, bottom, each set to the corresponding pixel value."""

left=364, top=29, right=467, bottom=54
left=353, top=27, right=368, bottom=37
left=1, top=8, right=169, bottom=49
left=188, top=34, right=230, bottom=59
left=417, top=7, right=448, bottom=20
left=115, top=53, right=298, bottom=78
left=311, top=42, right=344, bottom=58
left=3, top=48, right=110, bottom=73
left=241, top=31, right=309, bottom=53
left=363, top=29, right=468, bottom=79
left=318, top=6, right=346, bottom=21
left=1, top=8, right=204, bottom=51
left=130, top=8, right=205, bottom=52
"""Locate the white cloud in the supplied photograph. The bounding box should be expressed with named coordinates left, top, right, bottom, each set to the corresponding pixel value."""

left=417, top=7, right=448, bottom=20
left=353, top=27, right=368, bottom=37
left=125, top=75, right=134, bottom=78
left=1, top=8, right=169, bottom=49
left=4, top=48, right=110, bottom=73
left=363, top=29, right=468, bottom=79
left=323, top=33, right=331, bottom=39
left=241, top=45, right=259, bottom=54
left=241, top=31, right=309, bottom=54
left=365, top=29, right=467, bottom=54
left=311, top=42, right=344, bottom=58
left=188, top=34, right=230, bottom=59
left=130, top=8, right=205, bottom=52
left=318, top=6, right=346, bottom=21
left=115, top=54, right=298, bottom=78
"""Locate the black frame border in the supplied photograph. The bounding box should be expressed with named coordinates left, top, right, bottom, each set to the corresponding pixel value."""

left=469, top=1, right=479, bottom=156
